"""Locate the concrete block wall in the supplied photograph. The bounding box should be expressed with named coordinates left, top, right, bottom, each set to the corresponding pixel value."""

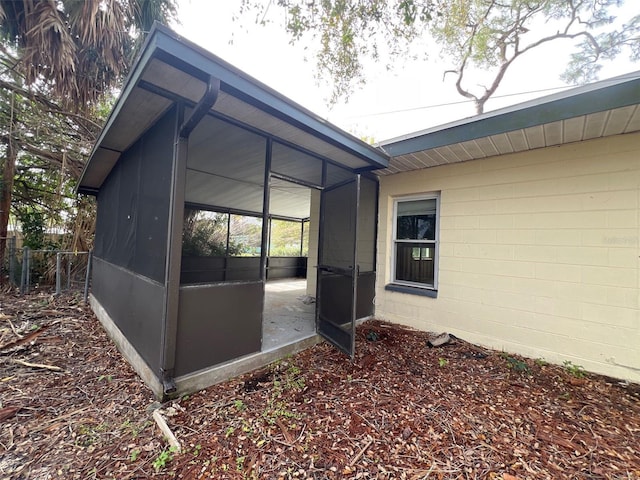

left=376, top=131, right=640, bottom=383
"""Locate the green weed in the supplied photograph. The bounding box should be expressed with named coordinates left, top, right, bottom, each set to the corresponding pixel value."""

left=193, top=444, right=202, bottom=456
left=563, top=361, right=586, bottom=378
left=500, top=353, right=530, bottom=374
left=152, top=446, right=178, bottom=472
left=121, top=418, right=151, bottom=439
left=75, top=422, right=108, bottom=446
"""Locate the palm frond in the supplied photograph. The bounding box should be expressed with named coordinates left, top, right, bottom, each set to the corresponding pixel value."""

left=0, top=0, right=27, bottom=42
left=22, top=0, right=77, bottom=100
left=1, top=0, right=178, bottom=110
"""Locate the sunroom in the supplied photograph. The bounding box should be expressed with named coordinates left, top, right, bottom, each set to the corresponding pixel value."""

left=77, top=24, right=388, bottom=399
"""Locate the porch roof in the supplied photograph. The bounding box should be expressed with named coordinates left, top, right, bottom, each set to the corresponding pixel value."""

left=78, top=24, right=389, bottom=194
left=377, top=71, right=640, bottom=175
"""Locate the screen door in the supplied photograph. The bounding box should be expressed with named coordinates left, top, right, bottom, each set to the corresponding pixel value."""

left=316, top=175, right=361, bottom=358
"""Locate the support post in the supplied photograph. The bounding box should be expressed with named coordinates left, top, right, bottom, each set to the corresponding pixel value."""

left=20, top=246, right=27, bottom=294
left=160, top=77, right=220, bottom=398
left=8, top=236, right=15, bottom=285
left=224, top=213, right=231, bottom=282
left=67, top=257, right=72, bottom=290
left=160, top=106, right=186, bottom=397
left=25, top=247, right=30, bottom=294
left=56, top=252, right=62, bottom=295
left=84, top=251, right=92, bottom=304
left=260, top=139, right=272, bottom=283
left=315, top=161, right=328, bottom=331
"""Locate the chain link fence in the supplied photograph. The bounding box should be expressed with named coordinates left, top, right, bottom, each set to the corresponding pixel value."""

left=1, top=238, right=92, bottom=301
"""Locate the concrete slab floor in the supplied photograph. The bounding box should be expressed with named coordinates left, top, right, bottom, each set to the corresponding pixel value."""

left=263, top=278, right=315, bottom=350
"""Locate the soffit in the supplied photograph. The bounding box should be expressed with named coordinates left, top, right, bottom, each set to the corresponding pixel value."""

left=377, top=72, right=640, bottom=176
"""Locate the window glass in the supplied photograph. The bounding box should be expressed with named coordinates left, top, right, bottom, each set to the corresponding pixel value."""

left=396, top=242, right=435, bottom=285
left=269, top=219, right=303, bottom=256
left=393, top=196, right=438, bottom=288
left=396, top=199, right=436, bottom=240
left=180, top=209, right=263, bottom=284
left=229, top=214, right=263, bottom=257
left=182, top=209, right=229, bottom=257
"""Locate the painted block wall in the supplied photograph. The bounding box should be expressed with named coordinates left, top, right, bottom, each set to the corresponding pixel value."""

left=376, top=131, right=640, bottom=383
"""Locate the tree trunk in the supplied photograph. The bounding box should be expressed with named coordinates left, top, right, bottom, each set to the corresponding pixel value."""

left=0, top=136, right=17, bottom=280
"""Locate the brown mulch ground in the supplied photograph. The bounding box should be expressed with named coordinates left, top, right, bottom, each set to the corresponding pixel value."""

left=1, top=291, right=639, bottom=480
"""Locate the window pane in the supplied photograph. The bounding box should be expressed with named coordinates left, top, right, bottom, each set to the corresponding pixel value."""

left=269, top=219, right=302, bottom=256
left=229, top=214, right=263, bottom=257
left=397, top=199, right=436, bottom=216
left=396, top=198, right=436, bottom=240
left=182, top=209, right=229, bottom=257
left=410, top=247, right=432, bottom=260
left=395, top=242, right=435, bottom=285
left=181, top=208, right=229, bottom=284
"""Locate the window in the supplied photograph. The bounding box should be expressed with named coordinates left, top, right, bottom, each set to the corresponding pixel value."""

left=392, top=195, right=439, bottom=289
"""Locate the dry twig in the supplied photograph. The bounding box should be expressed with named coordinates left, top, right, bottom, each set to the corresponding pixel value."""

left=13, top=359, right=63, bottom=372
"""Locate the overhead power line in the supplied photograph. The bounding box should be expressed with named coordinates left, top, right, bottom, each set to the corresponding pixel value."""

left=346, top=84, right=577, bottom=119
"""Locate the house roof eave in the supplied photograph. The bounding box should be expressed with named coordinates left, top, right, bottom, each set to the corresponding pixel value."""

left=379, top=71, right=640, bottom=158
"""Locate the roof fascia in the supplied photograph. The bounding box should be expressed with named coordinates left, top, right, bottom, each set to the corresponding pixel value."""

left=383, top=76, right=640, bottom=157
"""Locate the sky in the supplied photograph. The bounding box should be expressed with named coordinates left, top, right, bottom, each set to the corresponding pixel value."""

left=172, top=1, right=639, bottom=143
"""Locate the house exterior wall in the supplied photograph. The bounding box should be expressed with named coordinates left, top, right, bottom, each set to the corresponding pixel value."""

left=376, top=132, right=640, bottom=383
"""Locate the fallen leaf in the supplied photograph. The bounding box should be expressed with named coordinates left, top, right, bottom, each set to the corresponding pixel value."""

left=0, top=406, right=20, bottom=422
left=503, top=474, right=522, bottom=480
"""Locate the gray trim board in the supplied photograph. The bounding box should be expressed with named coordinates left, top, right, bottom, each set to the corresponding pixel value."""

left=385, top=283, right=438, bottom=298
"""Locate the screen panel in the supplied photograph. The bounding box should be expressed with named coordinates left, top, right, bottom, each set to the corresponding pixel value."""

left=317, top=177, right=358, bottom=357
left=271, top=142, right=322, bottom=187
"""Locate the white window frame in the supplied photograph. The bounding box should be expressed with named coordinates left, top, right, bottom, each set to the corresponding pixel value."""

left=391, top=193, right=440, bottom=290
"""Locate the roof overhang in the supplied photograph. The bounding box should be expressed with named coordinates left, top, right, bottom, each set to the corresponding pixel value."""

left=78, top=24, right=388, bottom=193
left=377, top=71, right=640, bottom=175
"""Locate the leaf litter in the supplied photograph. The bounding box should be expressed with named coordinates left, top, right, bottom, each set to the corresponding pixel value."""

left=0, top=291, right=639, bottom=479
